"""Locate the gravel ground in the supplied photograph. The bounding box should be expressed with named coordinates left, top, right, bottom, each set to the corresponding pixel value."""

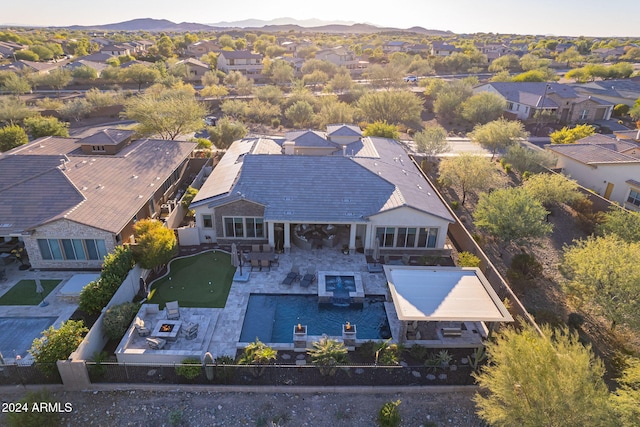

left=0, top=389, right=485, bottom=427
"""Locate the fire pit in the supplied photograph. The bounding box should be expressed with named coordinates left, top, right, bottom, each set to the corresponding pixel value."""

left=151, top=320, right=182, bottom=341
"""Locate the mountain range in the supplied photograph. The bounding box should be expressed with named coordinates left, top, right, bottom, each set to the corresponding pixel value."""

left=62, top=17, right=451, bottom=35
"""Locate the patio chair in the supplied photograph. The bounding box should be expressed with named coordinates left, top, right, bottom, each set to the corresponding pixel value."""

left=134, top=316, right=151, bottom=337
left=300, top=266, right=316, bottom=288
left=146, top=337, right=166, bottom=350
left=260, top=259, right=270, bottom=271
left=251, top=259, right=260, bottom=271
left=165, top=300, right=180, bottom=320
left=183, top=322, right=198, bottom=340
left=251, top=244, right=261, bottom=252
left=262, top=244, right=272, bottom=253
left=282, top=265, right=300, bottom=285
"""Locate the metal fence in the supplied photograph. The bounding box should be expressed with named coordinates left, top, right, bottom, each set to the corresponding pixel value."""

left=0, top=363, right=62, bottom=386
left=86, top=362, right=477, bottom=386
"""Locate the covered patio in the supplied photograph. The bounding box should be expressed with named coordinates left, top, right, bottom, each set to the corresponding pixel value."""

left=384, top=265, right=513, bottom=348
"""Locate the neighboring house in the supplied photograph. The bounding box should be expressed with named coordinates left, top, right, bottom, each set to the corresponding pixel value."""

left=315, top=46, right=359, bottom=70
left=430, top=42, right=461, bottom=57
left=186, top=40, right=221, bottom=56
left=0, top=60, right=62, bottom=75
left=80, top=53, right=117, bottom=64
left=571, top=78, right=640, bottom=107
left=189, top=124, right=455, bottom=254
left=65, top=59, right=108, bottom=76
left=216, top=50, right=263, bottom=75
left=0, top=40, right=27, bottom=58
left=592, top=47, right=626, bottom=60
left=100, top=44, right=131, bottom=56
left=474, top=82, right=614, bottom=123
left=176, top=58, right=210, bottom=82
left=405, top=43, right=431, bottom=55
left=546, top=134, right=640, bottom=210
left=383, top=41, right=410, bottom=53
left=0, top=130, right=198, bottom=269
left=477, top=43, right=513, bottom=61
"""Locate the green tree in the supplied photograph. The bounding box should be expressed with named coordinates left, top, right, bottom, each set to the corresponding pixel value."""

left=238, top=338, right=277, bottom=377
left=488, top=54, right=521, bottom=72
left=550, top=124, right=595, bottom=144
left=433, top=80, right=473, bottom=121
left=561, top=235, right=640, bottom=330
left=365, top=63, right=405, bottom=90
left=1, top=72, right=31, bottom=97
left=596, top=206, right=640, bottom=243
left=122, top=87, right=207, bottom=140
left=201, top=70, right=219, bottom=87
left=474, top=324, right=614, bottom=427
left=252, top=85, right=283, bottom=105
left=327, top=69, right=353, bottom=93
left=362, top=121, right=399, bottom=139
left=503, top=144, right=556, bottom=174
left=522, top=173, right=584, bottom=206
left=132, top=219, right=177, bottom=273
left=302, top=69, right=329, bottom=90
left=208, top=116, right=247, bottom=150
left=284, top=100, right=315, bottom=128
left=0, top=124, right=28, bottom=152
left=199, top=85, right=228, bottom=98
left=36, top=68, right=72, bottom=97
left=469, top=118, right=528, bottom=159
left=316, top=97, right=356, bottom=128
left=461, top=92, right=507, bottom=124
left=557, top=46, right=584, bottom=67
left=124, top=64, right=161, bottom=91
left=156, top=35, right=175, bottom=58
left=71, top=65, right=98, bottom=80
left=0, top=97, right=35, bottom=124
left=611, top=357, right=640, bottom=427
left=246, top=99, right=280, bottom=124
left=413, top=125, right=450, bottom=160
left=58, top=98, right=92, bottom=122
left=103, top=302, right=140, bottom=340
left=458, top=251, right=481, bottom=267
left=220, top=99, right=248, bottom=120
left=357, top=90, right=423, bottom=126
left=511, top=69, right=557, bottom=82
left=267, top=59, right=294, bottom=86
left=308, top=336, right=349, bottom=376
left=29, top=320, right=88, bottom=376
left=15, top=50, right=39, bottom=61
left=519, top=53, right=551, bottom=71
left=23, top=115, right=69, bottom=139
left=474, top=187, right=552, bottom=247
left=438, top=153, right=503, bottom=205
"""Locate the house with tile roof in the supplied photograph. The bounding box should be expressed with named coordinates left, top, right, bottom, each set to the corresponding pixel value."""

left=571, top=77, right=640, bottom=108
left=176, top=58, right=210, bottom=82
left=315, top=46, right=359, bottom=70
left=190, top=125, right=455, bottom=254
left=430, top=42, right=461, bottom=57
left=474, top=82, right=614, bottom=124
left=545, top=134, right=640, bottom=210
left=0, top=130, right=197, bottom=269
left=217, top=50, right=263, bottom=76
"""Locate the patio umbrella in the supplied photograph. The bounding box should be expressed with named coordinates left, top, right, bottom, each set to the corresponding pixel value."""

left=231, top=242, right=242, bottom=276
left=35, top=277, right=48, bottom=307
left=373, top=237, right=381, bottom=264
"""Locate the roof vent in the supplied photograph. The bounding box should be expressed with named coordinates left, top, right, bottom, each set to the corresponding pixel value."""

left=132, top=175, right=138, bottom=179
left=416, top=184, right=422, bottom=189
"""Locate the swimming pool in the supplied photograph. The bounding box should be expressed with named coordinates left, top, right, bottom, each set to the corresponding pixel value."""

left=325, top=275, right=356, bottom=293
left=240, top=294, right=391, bottom=343
left=0, top=317, right=57, bottom=359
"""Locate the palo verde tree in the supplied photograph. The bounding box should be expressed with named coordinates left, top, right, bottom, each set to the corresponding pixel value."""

left=356, top=90, right=423, bottom=126
left=596, top=206, right=640, bottom=243
left=521, top=172, right=584, bottom=207
left=207, top=116, right=248, bottom=150
left=474, top=324, right=614, bottom=427
left=23, top=115, right=69, bottom=139
left=0, top=124, right=28, bottom=152
left=473, top=187, right=553, bottom=249
left=561, top=234, right=640, bottom=330
left=132, top=218, right=177, bottom=274
left=550, top=124, right=595, bottom=144
left=469, top=118, right=529, bottom=159
left=414, top=124, right=450, bottom=161
left=438, top=153, right=503, bottom=205
left=362, top=120, right=400, bottom=139
left=611, top=357, right=640, bottom=427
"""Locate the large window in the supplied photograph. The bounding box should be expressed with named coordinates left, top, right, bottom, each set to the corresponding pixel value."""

left=38, top=239, right=108, bottom=261
left=202, top=214, right=213, bottom=228
left=628, top=189, right=640, bottom=207
left=223, top=217, right=264, bottom=238
left=375, top=227, right=439, bottom=248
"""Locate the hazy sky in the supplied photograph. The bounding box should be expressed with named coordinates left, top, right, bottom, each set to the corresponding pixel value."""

left=3, top=0, right=639, bottom=37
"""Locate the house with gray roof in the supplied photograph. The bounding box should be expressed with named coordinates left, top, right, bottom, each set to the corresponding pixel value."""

left=571, top=78, right=640, bottom=107
left=546, top=134, right=640, bottom=210
left=0, top=131, right=197, bottom=269
left=190, top=126, right=454, bottom=254
left=474, top=82, right=614, bottom=124
left=217, top=50, right=263, bottom=76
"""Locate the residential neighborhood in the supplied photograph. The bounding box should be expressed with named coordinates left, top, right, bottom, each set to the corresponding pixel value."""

left=1, top=7, right=640, bottom=426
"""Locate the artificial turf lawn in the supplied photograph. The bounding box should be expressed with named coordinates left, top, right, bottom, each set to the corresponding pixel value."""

left=0, top=280, right=61, bottom=305
left=147, top=250, right=235, bottom=309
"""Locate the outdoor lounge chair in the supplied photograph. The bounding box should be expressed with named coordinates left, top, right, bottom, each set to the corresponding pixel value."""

left=282, top=265, right=300, bottom=285
left=300, top=266, right=316, bottom=288
left=146, top=337, right=166, bottom=350
left=166, top=301, right=180, bottom=320
left=134, top=317, right=151, bottom=337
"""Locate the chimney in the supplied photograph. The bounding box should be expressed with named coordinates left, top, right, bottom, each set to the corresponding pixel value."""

left=283, top=140, right=295, bottom=155
left=342, top=146, right=346, bottom=156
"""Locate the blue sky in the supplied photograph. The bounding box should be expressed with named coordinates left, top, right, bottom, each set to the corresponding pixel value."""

left=3, top=0, right=639, bottom=37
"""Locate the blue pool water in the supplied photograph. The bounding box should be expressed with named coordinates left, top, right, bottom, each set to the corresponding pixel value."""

left=240, top=294, right=391, bottom=343
left=325, top=275, right=356, bottom=293
left=0, top=317, right=57, bottom=359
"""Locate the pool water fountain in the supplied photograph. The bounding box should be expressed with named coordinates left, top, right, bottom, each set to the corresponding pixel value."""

left=317, top=271, right=365, bottom=305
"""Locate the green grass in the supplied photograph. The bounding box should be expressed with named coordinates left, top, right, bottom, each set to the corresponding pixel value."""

left=147, top=250, right=235, bottom=309
left=0, top=280, right=61, bottom=305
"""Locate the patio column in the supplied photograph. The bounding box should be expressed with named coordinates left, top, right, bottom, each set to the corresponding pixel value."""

left=283, top=222, right=291, bottom=253
left=349, top=223, right=357, bottom=254
left=267, top=222, right=275, bottom=248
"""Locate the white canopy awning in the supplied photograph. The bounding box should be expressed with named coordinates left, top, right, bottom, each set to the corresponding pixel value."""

left=384, top=266, right=513, bottom=322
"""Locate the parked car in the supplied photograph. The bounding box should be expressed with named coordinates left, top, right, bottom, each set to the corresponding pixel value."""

left=403, top=75, right=418, bottom=82
left=204, top=116, right=218, bottom=126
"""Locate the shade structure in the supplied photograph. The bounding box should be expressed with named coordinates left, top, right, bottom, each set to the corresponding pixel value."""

left=372, top=237, right=380, bottom=263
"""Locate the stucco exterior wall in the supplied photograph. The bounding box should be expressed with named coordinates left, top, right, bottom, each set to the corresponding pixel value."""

left=366, top=206, right=451, bottom=250
left=25, top=219, right=117, bottom=269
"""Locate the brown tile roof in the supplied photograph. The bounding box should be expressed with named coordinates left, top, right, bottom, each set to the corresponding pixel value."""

left=546, top=143, right=640, bottom=165
left=77, top=129, right=135, bottom=146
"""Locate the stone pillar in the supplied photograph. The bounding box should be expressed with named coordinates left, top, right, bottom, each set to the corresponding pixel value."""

left=284, top=222, right=291, bottom=253
left=268, top=222, right=275, bottom=248
left=348, top=223, right=357, bottom=254
left=57, top=360, right=91, bottom=390
left=293, top=324, right=307, bottom=352
left=342, top=323, right=356, bottom=350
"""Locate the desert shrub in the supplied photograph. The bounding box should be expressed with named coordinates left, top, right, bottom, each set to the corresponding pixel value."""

left=567, top=312, right=585, bottom=330
left=180, top=186, right=198, bottom=210
left=450, top=200, right=459, bottom=210
left=6, top=390, right=61, bottom=427
left=358, top=340, right=378, bottom=360
left=508, top=253, right=542, bottom=280
left=409, top=344, right=429, bottom=362
left=613, top=103, right=630, bottom=117
left=175, top=357, right=202, bottom=380
left=271, top=118, right=280, bottom=128
left=522, top=170, right=532, bottom=180
left=532, top=309, right=565, bottom=327
left=378, top=400, right=401, bottom=427
left=458, top=251, right=481, bottom=267
left=375, top=340, right=401, bottom=366
left=214, top=355, right=236, bottom=382
left=103, top=302, right=140, bottom=340
left=503, top=163, right=512, bottom=174
left=88, top=350, right=109, bottom=378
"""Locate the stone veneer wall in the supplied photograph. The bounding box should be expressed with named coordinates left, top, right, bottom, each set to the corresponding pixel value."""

left=24, top=219, right=117, bottom=269
left=214, top=199, right=266, bottom=244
